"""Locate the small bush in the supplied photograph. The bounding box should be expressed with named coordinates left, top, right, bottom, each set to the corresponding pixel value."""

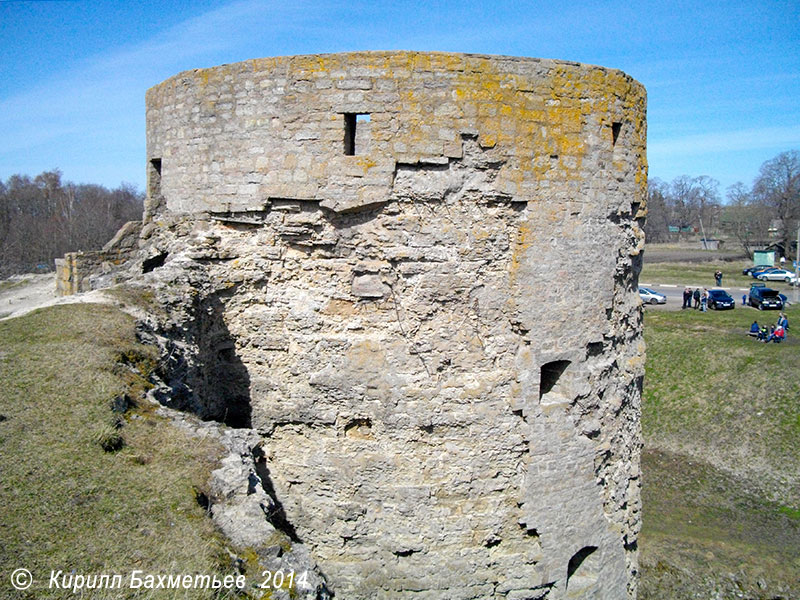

left=95, top=424, right=125, bottom=452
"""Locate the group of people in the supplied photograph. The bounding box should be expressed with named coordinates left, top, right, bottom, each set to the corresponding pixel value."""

left=682, top=286, right=710, bottom=311
left=749, top=313, right=790, bottom=343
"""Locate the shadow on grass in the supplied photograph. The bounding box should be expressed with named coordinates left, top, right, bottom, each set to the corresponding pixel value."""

left=640, top=448, right=800, bottom=599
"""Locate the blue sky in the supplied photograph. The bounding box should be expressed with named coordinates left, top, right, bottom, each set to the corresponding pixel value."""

left=1, top=0, right=798, bottom=197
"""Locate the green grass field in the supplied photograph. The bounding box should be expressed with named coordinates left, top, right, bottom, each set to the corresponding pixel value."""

left=639, top=302, right=800, bottom=599
left=641, top=259, right=800, bottom=291
left=0, top=304, right=242, bottom=599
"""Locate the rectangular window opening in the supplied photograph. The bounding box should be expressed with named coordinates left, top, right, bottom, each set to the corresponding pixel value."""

left=611, top=122, right=622, bottom=147
left=145, top=158, right=164, bottom=218
left=343, top=113, right=370, bottom=155
left=539, top=360, right=571, bottom=400
left=148, top=158, right=162, bottom=198
left=150, top=158, right=162, bottom=175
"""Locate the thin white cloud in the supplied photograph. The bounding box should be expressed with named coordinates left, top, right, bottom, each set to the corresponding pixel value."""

left=0, top=0, right=307, bottom=165
left=0, top=0, right=318, bottom=184
left=649, top=126, right=800, bottom=157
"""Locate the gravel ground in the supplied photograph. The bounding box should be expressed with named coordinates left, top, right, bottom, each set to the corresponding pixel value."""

left=0, top=273, right=113, bottom=320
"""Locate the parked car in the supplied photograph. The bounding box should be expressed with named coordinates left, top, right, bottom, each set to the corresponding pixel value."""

left=756, top=268, right=798, bottom=284
left=743, top=265, right=771, bottom=276
left=748, top=284, right=783, bottom=310
left=639, top=287, right=666, bottom=305
left=707, top=289, right=735, bottom=310
left=751, top=267, right=780, bottom=279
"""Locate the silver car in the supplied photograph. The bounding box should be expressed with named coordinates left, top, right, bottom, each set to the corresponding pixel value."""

left=756, top=269, right=798, bottom=284
left=639, top=287, right=666, bottom=305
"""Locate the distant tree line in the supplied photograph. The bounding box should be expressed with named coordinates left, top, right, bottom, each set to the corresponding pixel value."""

left=0, top=170, right=144, bottom=277
left=645, top=174, right=721, bottom=243
left=645, top=149, right=800, bottom=258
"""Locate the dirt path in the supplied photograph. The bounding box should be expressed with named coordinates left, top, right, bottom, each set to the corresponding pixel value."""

left=0, top=273, right=114, bottom=321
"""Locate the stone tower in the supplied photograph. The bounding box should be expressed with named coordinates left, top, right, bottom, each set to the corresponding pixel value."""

left=143, top=52, right=647, bottom=599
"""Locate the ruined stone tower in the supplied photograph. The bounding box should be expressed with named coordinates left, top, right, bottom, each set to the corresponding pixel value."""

left=141, top=52, right=647, bottom=599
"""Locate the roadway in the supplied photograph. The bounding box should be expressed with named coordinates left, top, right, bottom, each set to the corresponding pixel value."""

left=637, top=283, right=793, bottom=311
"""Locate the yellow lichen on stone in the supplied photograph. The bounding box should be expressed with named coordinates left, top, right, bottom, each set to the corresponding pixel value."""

left=356, top=157, right=377, bottom=174
left=509, top=220, right=534, bottom=285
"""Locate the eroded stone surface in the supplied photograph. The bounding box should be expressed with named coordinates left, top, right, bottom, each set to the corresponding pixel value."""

left=124, top=52, right=646, bottom=599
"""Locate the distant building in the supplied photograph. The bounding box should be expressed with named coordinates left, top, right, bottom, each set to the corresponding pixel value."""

left=700, top=238, right=722, bottom=250
left=753, top=250, right=775, bottom=266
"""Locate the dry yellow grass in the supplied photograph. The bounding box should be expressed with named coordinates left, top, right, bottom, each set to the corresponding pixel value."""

left=0, top=304, right=245, bottom=599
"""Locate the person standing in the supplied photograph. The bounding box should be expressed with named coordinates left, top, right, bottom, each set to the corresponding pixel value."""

left=682, top=287, right=692, bottom=309
left=701, top=288, right=709, bottom=312
left=714, top=270, right=723, bottom=286
left=693, top=288, right=701, bottom=309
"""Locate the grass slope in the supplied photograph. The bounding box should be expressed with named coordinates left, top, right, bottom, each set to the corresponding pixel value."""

left=640, top=303, right=800, bottom=599
left=642, top=259, right=800, bottom=291
left=0, top=304, right=236, bottom=599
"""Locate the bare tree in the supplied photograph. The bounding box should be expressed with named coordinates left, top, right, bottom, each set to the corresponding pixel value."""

left=0, top=170, right=144, bottom=277
left=721, top=182, right=771, bottom=259
left=645, top=175, right=722, bottom=242
left=644, top=178, right=670, bottom=243
left=752, top=150, right=800, bottom=257
left=668, top=175, right=721, bottom=236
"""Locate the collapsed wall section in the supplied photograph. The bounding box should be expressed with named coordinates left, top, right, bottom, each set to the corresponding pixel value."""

left=142, top=52, right=647, bottom=599
left=54, top=221, right=142, bottom=295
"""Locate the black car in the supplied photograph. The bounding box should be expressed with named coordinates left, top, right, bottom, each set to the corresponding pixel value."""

left=707, top=289, right=735, bottom=310
left=743, top=265, right=773, bottom=276
left=748, top=284, right=783, bottom=310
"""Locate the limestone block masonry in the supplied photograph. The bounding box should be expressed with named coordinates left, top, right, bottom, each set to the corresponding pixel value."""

left=54, top=221, right=142, bottom=295
left=142, top=52, right=647, bottom=599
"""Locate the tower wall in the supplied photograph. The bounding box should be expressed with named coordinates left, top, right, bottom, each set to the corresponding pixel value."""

left=144, top=52, right=647, bottom=599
